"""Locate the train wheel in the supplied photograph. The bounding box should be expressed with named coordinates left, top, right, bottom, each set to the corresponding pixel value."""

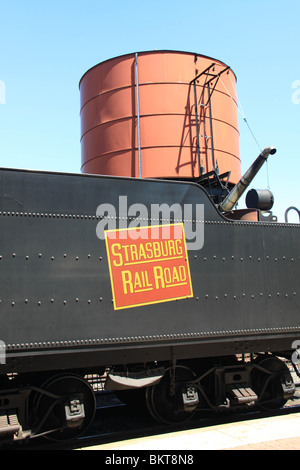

left=34, top=374, right=96, bottom=440
left=251, top=356, right=294, bottom=410
left=145, top=365, right=197, bottom=424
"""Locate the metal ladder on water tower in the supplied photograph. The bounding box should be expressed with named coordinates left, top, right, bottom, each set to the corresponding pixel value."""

left=190, top=63, right=231, bottom=202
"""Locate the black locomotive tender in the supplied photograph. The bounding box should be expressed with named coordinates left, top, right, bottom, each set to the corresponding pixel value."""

left=0, top=64, right=300, bottom=444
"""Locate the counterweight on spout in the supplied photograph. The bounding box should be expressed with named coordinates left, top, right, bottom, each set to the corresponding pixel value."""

left=219, top=147, right=276, bottom=213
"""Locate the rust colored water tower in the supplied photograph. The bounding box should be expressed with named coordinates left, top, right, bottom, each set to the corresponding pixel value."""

left=79, top=50, right=240, bottom=185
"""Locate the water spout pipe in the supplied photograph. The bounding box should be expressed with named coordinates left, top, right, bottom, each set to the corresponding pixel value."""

left=219, top=147, right=276, bottom=213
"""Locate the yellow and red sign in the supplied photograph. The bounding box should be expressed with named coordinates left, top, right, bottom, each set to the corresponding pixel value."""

left=105, top=224, right=193, bottom=310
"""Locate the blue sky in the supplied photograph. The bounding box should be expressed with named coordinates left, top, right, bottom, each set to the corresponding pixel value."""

left=0, top=0, right=299, bottom=221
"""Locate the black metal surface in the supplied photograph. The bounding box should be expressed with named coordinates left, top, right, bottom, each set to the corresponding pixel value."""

left=0, top=168, right=299, bottom=374
left=246, top=189, right=274, bottom=211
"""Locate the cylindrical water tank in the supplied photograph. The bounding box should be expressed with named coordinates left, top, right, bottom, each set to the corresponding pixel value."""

left=79, top=50, right=241, bottom=183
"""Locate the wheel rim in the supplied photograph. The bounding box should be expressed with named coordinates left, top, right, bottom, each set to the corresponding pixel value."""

left=251, top=356, right=292, bottom=410
left=146, top=365, right=197, bottom=424
left=34, top=374, right=96, bottom=440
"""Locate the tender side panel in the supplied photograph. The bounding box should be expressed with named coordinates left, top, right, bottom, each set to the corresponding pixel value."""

left=0, top=169, right=299, bottom=372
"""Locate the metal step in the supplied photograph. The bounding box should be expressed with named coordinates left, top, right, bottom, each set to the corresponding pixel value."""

left=228, top=384, right=258, bottom=405
left=0, top=410, right=22, bottom=439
